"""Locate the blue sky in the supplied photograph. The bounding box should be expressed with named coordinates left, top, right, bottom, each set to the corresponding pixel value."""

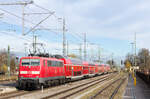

left=0, top=0, right=150, bottom=63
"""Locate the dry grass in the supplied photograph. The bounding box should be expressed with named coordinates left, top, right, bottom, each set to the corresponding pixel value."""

left=113, top=74, right=128, bottom=99
left=95, top=76, right=124, bottom=99
left=0, top=75, right=17, bottom=81
left=74, top=72, right=127, bottom=99
left=79, top=73, right=120, bottom=99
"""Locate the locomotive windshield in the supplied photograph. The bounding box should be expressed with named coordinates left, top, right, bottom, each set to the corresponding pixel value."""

left=21, top=59, right=40, bottom=66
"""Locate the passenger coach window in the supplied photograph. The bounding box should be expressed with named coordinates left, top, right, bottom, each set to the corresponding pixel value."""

left=59, top=62, right=63, bottom=67
left=22, top=59, right=40, bottom=66
left=47, top=61, right=52, bottom=67
left=47, top=61, right=63, bottom=67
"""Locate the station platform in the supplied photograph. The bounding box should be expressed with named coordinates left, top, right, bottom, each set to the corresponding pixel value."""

left=123, top=75, right=150, bottom=99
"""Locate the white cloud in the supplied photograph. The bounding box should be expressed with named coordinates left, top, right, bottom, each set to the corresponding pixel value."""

left=0, top=0, right=150, bottom=57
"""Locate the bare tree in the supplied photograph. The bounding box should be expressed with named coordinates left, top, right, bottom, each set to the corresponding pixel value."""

left=0, top=49, right=17, bottom=74
left=138, top=48, right=150, bottom=70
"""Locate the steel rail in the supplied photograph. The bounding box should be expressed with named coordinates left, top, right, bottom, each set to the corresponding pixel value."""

left=110, top=78, right=126, bottom=99
left=90, top=78, right=122, bottom=99
left=41, top=73, right=116, bottom=99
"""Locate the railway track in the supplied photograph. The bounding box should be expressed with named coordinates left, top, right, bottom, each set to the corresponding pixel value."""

left=110, top=78, right=126, bottom=99
left=0, top=90, right=28, bottom=99
left=41, top=73, right=117, bottom=99
left=0, top=80, right=16, bottom=84
left=90, top=77, right=126, bottom=99
left=0, top=73, right=116, bottom=99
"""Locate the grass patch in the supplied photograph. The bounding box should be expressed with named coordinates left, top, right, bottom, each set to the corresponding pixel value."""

left=0, top=75, right=17, bottom=81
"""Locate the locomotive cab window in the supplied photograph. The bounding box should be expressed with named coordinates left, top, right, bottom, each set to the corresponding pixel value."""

left=43, top=60, right=46, bottom=66
left=52, top=61, right=57, bottom=67
left=47, top=61, right=52, bottom=67
left=22, top=59, right=40, bottom=66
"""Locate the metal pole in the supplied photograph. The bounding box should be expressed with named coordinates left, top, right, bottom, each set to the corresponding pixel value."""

left=130, top=42, right=134, bottom=66
left=16, top=57, right=19, bottom=74
left=79, top=43, right=82, bottom=60
left=134, top=32, right=136, bottom=67
left=134, top=32, right=136, bottom=77
left=98, top=47, right=101, bottom=62
left=67, top=40, right=69, bottom=56
left=24, top=43, right=27, bottom=56
left=63, top=18, right=66, bottom=56
left=22, top=5, right=25, bottom=35
left=7, top=45, right=10, bottom=78
left=33, top=32, right=35, bottom=54
left=91, top=45, right=94, bottom=61
left=35, top=35, right=37, bottom=54
left=25, top=46, right=27, bottom=56
left=84, top=33, right=86, bottom=61
left=111, top=53, right=114, bottom=67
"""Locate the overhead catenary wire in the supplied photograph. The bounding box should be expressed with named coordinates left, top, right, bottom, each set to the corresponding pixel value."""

left=0, top=2, right=93, bottom=44
left=0, top=7, right=61, bottom=36
left=0, top=0, right=33, bottom=5
left=0, top=19, right=62, bottom=45
left=0, top=3, right=102, bottom=58
left=33, top=3, right=84, bottom=53
left=33, top=3, right=52, bottom=12
left=33, top=3, right=86, bottom=41
left=0, top=31, right=61, bottom=55
left=33, top=3, right=58, bottom=19
left=32, top=3, right=114, bottom=60
left=0, top=3, right=82, bottom=55
left=33, top=3, right=93, bottom=44
left=0, top=31, right=32, bottom=42
left=25, top=12, right=55, bottom=35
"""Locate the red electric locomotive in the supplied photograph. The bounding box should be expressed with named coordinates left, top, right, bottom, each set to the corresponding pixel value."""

left=17, top=55, right=65, bottom=89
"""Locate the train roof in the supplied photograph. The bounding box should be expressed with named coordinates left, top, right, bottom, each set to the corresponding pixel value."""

left=45, top=54, right=101, bottom=66
left=20, top=56, right=63, bottom=62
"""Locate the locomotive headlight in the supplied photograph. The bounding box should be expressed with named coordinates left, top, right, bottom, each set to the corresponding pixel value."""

left=20, top=71, right=27, bottom=74
left=32, top=71, right=40, bottom=74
